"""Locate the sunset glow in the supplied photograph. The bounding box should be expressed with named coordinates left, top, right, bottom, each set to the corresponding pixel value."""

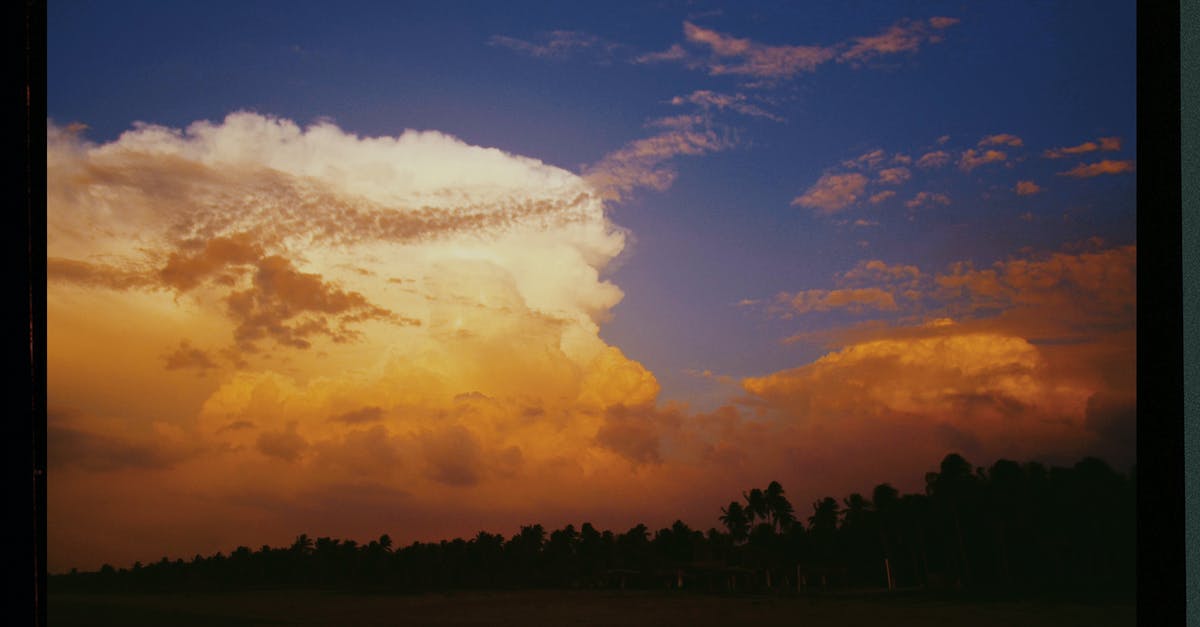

left=48, top=1, right=1135, bottom=573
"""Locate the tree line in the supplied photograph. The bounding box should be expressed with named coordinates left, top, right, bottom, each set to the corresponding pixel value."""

left=52, top=453, right=1134, bottom=598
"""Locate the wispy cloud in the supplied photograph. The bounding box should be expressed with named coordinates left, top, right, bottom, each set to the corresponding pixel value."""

left=877, top=167, right=912, bottom=185
left=1015, top=180, right=1042, bottom=195
left=916, top=150, right=950, bottom=168
left=904, top=191, right=951, bottom=208
left=583, top=114, right=732, bottom=201
left=958, top=148, right=1006, bottom=171
left=682, top=21, right=836, bottom=80
left=488, top=30, right=625, bottom=63
left=978, top=133, right=1023, bottom=147
left=792, top=172, right=869, bottom=214
left=643, top=16, right=959, bottom=83
left=1043, top=136, right=1123, bottom=159
left=669, top=90, right=784, bottom=122
left=1057, top=160, right=1134, bottom=178
left=838, top=17, right=958, bottom=66
left=868, top=190, right=895, bottom=205
left=777, top=287, right=899, bottom=315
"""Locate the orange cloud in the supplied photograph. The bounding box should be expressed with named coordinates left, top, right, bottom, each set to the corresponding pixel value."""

left=162, top=340, right=219, bottom=374
left=669, top=90, right=783, bottom=122
left=583, top=114, right=731, bottom=201
left=791, top=172, right=869, bottom=214
left=778, top=288, right=899, bottom=315
left=877, top=167, right=911, bottom=185
left=868, top=190, right=896, bottom=204
left=683, top=21, right=836, bottom=79
left=1057, top=160, right=1134, bottom=178
left=916, top=150, right=950, bottom=168
left=958, top=148, right=1006, bottom=171
left=979, top=133, right=1024, bottom=147
left=1015, top=180, right=1042, bottom=195
left=839, top=17, right=957, bottom=66
left=904, top=191, right=951, bottom=208
left=1043, top=136, right=1122, bottom=158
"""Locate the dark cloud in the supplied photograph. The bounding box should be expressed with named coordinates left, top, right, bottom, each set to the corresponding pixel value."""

left=256, top=423, right=309, bottom=462
left=162, top=340, right=219, bottom=374
left=330, top=406, right=385, bottom=424
left=418, top=425, right=483, bottom=486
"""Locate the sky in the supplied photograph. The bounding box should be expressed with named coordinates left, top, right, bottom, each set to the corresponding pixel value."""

left=46, top=0, right=1136, bottom=573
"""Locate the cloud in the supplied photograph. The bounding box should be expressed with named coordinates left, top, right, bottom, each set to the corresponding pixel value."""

left=488, top=31, right=624, bottom=62
left=842, top=148, right=887, bottom=170
left=418, top=425, right=485, bottom=486
left=979, top=134, right=1023, bottom=147
left=682, top=21, right=837, bottom=79
left=583, top=114, right=732, bottom=201
left=877, top=167, right=911, bottom=185
left=162, top=340, right=219, bottom=374
left=1057, top=160, right=1134, bottom=178
left=737, top=241, right=1135, bottom=484
left=778, top=288, right=899, bottom=315
left=644, top=17, right=957, bottom=84
left=48, top=257, right=156, bottom=290
left=256, top=422, right=309, bottom=462
left=48, top=406, right=204, bottom=472
left=594, top=403, right=673, bottom=465
left=49, top=112, right=679, bottom=568
left=1015, top=180, right=1042, bottom=195
left=838, top=17, right=957, bottom=66
left=916, top=150, right=950, bottom=168
left=330, top=406, right=386, bottom=425
left=636, top=43, right=690, bottom=64
left=904, top=191, right=951, bottom=208
left=792, top=173, right=869, bottom=214
left=669, top=90, right=784, bottom=122
left=1043, top=136, right=1122, bottom=158
left=958, top=148, right=1007, bottom=171
left=868, top=191, right=895, bottom=204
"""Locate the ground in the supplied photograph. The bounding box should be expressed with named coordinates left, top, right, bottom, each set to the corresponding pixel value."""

left=48, top=589, right=1135, bottom=626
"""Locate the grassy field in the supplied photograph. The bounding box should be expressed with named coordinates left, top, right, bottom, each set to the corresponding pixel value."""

left=48, top=589, right=1134, bottom=626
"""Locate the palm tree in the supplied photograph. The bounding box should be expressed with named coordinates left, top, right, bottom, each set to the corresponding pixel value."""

left=719, top=501, right=750, bottom=543
left=765, top=481, right=796, bottom=532
left=744, top=488, right=768, bottom=528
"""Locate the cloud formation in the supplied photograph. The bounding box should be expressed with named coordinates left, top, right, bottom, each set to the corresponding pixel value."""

left=979, top=133, right=1024, bottom=147
left=958, top=148, right=1007, bottom=171
left=839, top=17, right=958, bottom=66
left=792, top=173, right=869, bottom=214
left=1043, top=136, right=1122, bottom=158
left=641, top=16, right=959, bottom=82
left=582, top=114, right=732, bottom=201
left=916, top=150, right=950, bottom=169
left=669, top=90, right=783, bottom=122
left=1057, top=160, right=1134, bottom=178
left=904, top=191, right=951, bottom=209
left=489, top=31, right=625, bottom=63
left=1015, top=180, right=1042, bottom=195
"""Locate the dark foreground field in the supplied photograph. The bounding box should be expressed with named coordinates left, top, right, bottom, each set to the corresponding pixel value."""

left=49, top=590, right=1134, bottom=626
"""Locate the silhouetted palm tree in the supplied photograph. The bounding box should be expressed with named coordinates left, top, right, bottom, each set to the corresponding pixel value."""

left=719, top=501, right=750, bottom=543
left=765, top=481, right=796, bottom=531
left=744, top=488, right=768, bottom=528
